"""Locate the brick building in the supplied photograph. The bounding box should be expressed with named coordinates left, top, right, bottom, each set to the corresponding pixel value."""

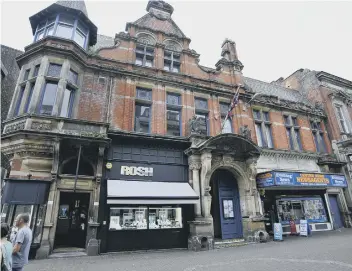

left=277, top=69, right=352, bottom=216
left=1, top=0, right=350, bottom=258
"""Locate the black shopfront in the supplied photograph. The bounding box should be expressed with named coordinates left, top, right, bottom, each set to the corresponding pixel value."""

left=98, top=136, right=197, bottom=252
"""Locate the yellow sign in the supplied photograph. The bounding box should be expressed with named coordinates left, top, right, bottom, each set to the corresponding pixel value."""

left=106, top=162, right=112, bottom=169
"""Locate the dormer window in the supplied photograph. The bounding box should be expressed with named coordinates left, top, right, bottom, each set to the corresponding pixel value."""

left=135, top=45, right=154, bottom=67
left=34, top=14, right=89, bottom=49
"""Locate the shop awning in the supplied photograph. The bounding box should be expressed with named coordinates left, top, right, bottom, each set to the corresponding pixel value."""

left=256, top=171, right=348, bottom=188
left=2, top=179, right=50, bottom=204
left=107, top=180, right=199, bottom=204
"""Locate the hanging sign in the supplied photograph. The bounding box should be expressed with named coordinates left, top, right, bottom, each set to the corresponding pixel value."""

left=299, top=220, right=308, bottom=237
left=274, top=223, right=283, bottom=241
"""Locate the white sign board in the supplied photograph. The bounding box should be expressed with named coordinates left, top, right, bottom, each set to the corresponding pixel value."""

left=300, top=220, right=308, bottom=236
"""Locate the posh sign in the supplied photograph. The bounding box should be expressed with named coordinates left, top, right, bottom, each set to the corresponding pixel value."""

left=120, top=166, right=153, bottom=177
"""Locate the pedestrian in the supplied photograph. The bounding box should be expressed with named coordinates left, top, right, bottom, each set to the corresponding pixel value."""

left=11, top=214, right=32, bottom=271
left=1, top=223, right=13, bottom=271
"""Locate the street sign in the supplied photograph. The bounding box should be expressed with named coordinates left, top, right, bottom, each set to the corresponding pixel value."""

left=300, top=220, right=308, bottom=237
left=274, top=223, right=283, bottom=241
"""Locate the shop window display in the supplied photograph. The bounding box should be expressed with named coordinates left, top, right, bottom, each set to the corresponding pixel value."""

left=109, top=206, right=182, bottom=230
left=276, top=196, right=327, bottom=224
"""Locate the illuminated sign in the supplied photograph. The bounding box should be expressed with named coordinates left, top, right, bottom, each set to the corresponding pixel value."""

left=120, top=166, right=153, bottom=177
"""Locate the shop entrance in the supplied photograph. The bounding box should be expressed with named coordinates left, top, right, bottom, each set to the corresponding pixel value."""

left=55, top=192, right=90, bottom=249
left=211, top=169, right=242, bottom=239
left=328, top=195, right=344, bottom=229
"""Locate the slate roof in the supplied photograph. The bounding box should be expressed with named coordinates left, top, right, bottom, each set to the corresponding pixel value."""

left=243, top=76, right=306, bottom=103
left=56, top=0, right=88, bottom=17
left=131, top=13, right=186, bottom=38
left=89, top=34, right=115, bottom=53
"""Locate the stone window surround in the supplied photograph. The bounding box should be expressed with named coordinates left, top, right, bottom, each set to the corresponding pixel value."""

left=7, top=57, right=82, bottom=120
left=252, top=108, right=273, bottom=149
left=333, top=99, right=351, bottom=134
left=283, top=113, right=302, bottom=151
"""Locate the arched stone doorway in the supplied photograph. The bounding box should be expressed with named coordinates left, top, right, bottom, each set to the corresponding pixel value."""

left=211, top=169, right=242, bottom=239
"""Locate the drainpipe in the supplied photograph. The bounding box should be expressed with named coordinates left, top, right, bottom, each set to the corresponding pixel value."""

left=73, top=145, right=82, bottom=193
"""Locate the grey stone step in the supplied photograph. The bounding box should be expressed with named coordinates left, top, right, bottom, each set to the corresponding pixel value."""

left=214, top=238, right=247, bottom=249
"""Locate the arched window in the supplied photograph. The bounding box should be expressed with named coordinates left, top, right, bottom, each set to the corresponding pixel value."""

left=61, top=157, right=94, bottom=176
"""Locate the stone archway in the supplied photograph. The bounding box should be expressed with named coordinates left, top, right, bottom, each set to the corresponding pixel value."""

left=186, top=134, right=266, bottom=250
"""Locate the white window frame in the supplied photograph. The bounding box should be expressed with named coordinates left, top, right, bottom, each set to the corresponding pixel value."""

left=334, top=103, right=350, bottom=134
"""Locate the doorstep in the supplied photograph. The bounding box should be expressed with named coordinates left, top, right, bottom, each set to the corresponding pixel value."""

left=214, top=238, right=247, bottom=249
left=49, top=247, right=87, bottom=259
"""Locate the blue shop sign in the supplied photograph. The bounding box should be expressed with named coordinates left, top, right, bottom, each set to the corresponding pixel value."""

left=256, top=171, right=347, bottom=188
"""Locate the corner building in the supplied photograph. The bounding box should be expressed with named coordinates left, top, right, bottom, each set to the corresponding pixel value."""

left=1, top=0, right=349, bottom=258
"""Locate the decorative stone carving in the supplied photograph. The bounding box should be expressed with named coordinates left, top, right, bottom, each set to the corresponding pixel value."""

left=189, top=162, right=201, bottom=171
left=31, top=122, right=52, bottom=131
left=4, top=121, right=26, bottom=134
left=188, top=115, right=203, bottom=135
left=240, top=125, right=251, bottom=140
left=136, top=33, right=156, bottom=46
left=164, top=40, right=182, bottom=52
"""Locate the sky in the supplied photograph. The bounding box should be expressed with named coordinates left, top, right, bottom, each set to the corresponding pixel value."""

left=1, top=0, right=352, bottom=83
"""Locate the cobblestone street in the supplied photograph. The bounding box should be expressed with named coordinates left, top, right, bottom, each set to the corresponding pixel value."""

left=26, top=229, right=352, bottom=271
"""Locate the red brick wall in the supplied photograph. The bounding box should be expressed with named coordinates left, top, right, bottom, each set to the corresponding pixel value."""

left=270, top=111, right=289, bottom=150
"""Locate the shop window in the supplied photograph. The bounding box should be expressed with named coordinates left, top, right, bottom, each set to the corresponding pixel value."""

left=14, top=85, right=26, bottom=116
left=33, top=65, right=40, bottom=77
left=276, top=197, right=327, bottom=225
left=47, top=63, right=62, bottom=77
left=135, top=45, right=154, bottom=67
left=60, top=87, right=75, bottom=118
left=253, top=109, right=273, bottom=148
left=38, top=82, right=58, bottom=115
left=1, top=204, right=46, bottom=244
left=109, top=207, right=182, bottom=230
left=284, top=115, right=302, bottom=151
left=335, top=104, right=350, bottom=133
left=24, top=83, right=35, bottom=113
left=220, top=102, right=232, bottom=134
left=61, top=157, right=94, bottom=176
left=164, top=51, right=180, bottom=73
left=311, top=121, right=327, bottom=153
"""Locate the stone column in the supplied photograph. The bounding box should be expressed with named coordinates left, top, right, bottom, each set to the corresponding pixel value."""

left=200, top=152, right=212, bottom=218
left=189, top=156, right=202, bottom=217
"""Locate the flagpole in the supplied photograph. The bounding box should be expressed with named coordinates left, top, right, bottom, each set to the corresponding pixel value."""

left=220, top=85, right=241, bottom=134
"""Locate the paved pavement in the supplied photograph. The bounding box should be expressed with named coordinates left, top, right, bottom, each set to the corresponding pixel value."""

left=26, top=228, right=352, bottom=271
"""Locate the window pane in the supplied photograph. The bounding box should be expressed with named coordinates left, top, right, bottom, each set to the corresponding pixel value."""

left=33, top=65, right=40, bottom=77
left=287, top=128, right=294, bottom=149
left=135, top=104, right=150, bottom=133
left=56, top=24, right=73, bottom=39
left=222, top=118, right=232, bottom=134
left=292, top=117, right=298, bottom=126
left=163, top=62, right=171, bottom=71
left=145, top=59, right=153, bottom=67
left=313, top=132, right=320, bottom=152
left=164, top=52, right=172, bottom=60
left=264, top=124, right=273, bottom=148
left=318, top=133, right=326, bottom=153
left=255, top=123, right=263, bottom=147
left=135, top=56, right=143, bottom=65
left=195, top=98, right=208, bottom=110
left=136, top=46, right=145, bottom=54
left=59, top=14, right=75, bottom=25
left=196, top=114, right=207, bottom=135
left=263, top=112, right=270, bottom=121
left=220, top=103, right=229, bottom=115
left=253, top=110, right=261, bottom=120
left=23, top=69, right=30, bottom=81
left=40, top=82, right=57, bottom=115
left=294, top=129, right=302, bottom=151
left=68, top=69, right=78, bottom=85
left=14, top=86, right=25, bottom=116
left=60, top=88, right=74, bottom=117
left=136, top=88, right=152, bottom=101
left=172, top=64, right=180, bottom=73
left=47, top=64, right=62, bottom=77
left=74, top=29, right=86, bottom=48
left=167, top=94, right=180, bottom=105
left=24, top=84, right=34, bottom=113
left=167, top=110, right=180, bottom=136
left=36, top=29, right=45, bottom=41
left=46, top=25, right=54, bottom=36
left=109, top=207, right=148, bottom=230
left=77, top=21, right=88, bottom=35
left=149, top=207, right=183, bottom=229
left=284, top=116, right=290, bottom=125
left=33, top=205, right=46, bottom=244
